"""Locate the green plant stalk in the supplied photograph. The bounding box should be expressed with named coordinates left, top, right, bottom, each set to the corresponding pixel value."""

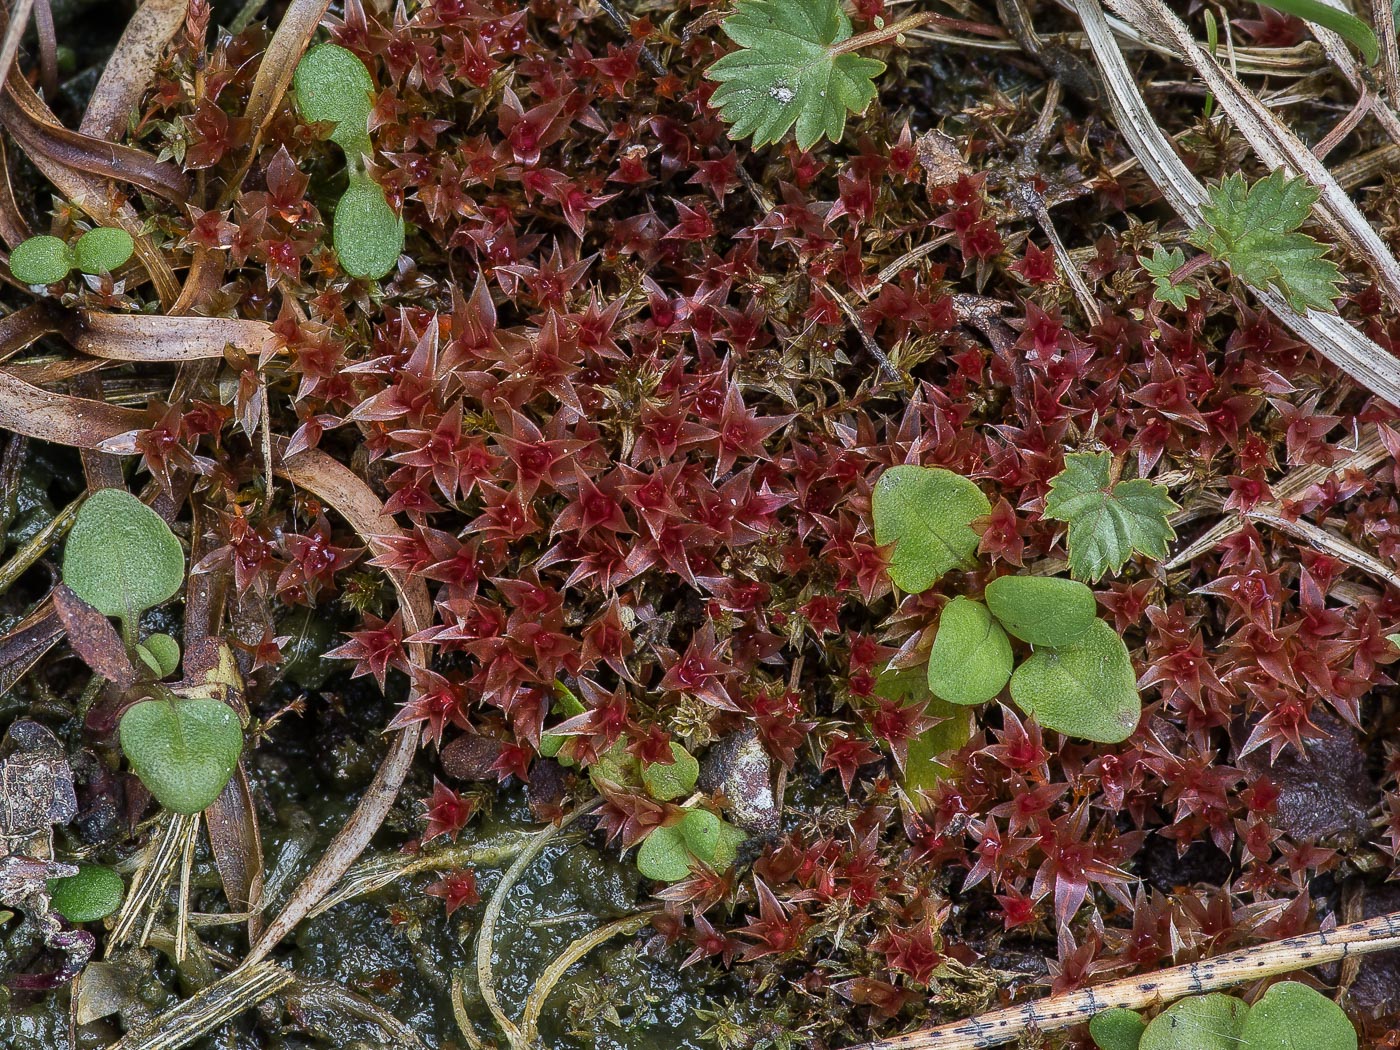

left=0, top=497, right=79, bottom=596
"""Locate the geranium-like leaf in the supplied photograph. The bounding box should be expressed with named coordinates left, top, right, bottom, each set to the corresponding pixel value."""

left=1237, top=982, right=1357, bottom=1050
left=636, top=824, right=691, bottom=882
left=1009, top=620, right=1141, bottom=743
left=10, top=234, right=74, bottom=284
left=872, top=465, right=990, bottom=593
left=641, top=742, right=699, bottom=801
left=62, top=490, right=184, bottom=623
left=1043, top=452, right=1177, bottom=582
left=48, top=864, right=125, bottom=923
left=1090, top=1008, right=1146, bottom=1050
left=984, top=574, right=1097, bottom=647
left=334, top=170, right=403, bottom=280
left=1189, top=171, right=1343, bottom=313
left=925, top=597, right=1013, bottom=706
left=118, top=698, right=244, bottom=814
left=705, top=0, right=885, bottom=150
left=1141, top=994, right=1249, bottom=1050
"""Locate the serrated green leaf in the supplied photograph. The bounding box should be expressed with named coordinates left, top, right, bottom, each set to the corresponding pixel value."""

left=1009, top=619, right=1141, bottom=743
left=925, top=597, right=1013, bottom=705
left=118, top=698, right=244, bottom=814
left=1238, top=982, right=1357, bottom=1050
left=1141, top=994, right=1248, bottom=1050
left=641, top=742, right=700, bottom=801
left=1044, top=453, right=1177, bottom=582
left=1139, top=246, right=1199, bottom=310
left=1090, top=1008, right=1146, bottom=1050
left=984, top=575, right=1096, bottom=647
left=62, top=489, right=185, bottom=622
left=704, top=0, right=885, bottom=150
left=872, top=465, right=990, bottom=593
left=1189, top=171, right=1342, bottom=313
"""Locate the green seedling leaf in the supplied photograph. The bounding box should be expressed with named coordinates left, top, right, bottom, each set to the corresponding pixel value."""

left=334, top=170, right=404, bottom=280
left=679, top=807, right=722, bottom=861
left=1256, top=0, right=1378, bottom=64
left=710, top=819, right=748, bottom=871
left=539, top=680, right=586, bottom=759
left=1388, top=632, right=1400, bottom=649
left=872, top=465, right=991, bottom=593
left=1009, top=620, right=1141, bottom=743
left=641, top=742, right=700, bottom=801
left=138, top=633, right=181, bottom=677
left=1090, top=1008, right=1146, bottom=1050
left=62, top=489, right=185, bottom=622
left=875, top=664, right=974, bottom=794
left=10, top=234, right=74, bottom=284
left=705, top=0, right=885, bottom=150
left=48, top=864, right=125, bottom=923
left=984, top=574, right=1096, bottom=647
left=925, top=597, right=1013, bottom=705
left=1044, top=452, right=1177, bottom=582
left=118, top=698, right=244, bottom=814
left=1139, top=246, right=1199, bottom=310
left=1189, top=171, right=1343, bottom=313
left=293, top=41, right=375, bottom=155
left=588, top=737, right=637, bottom=788
left=1238, top=981, right=1357, bottom=1050
left=73, top=227, right=135, bottom=274
left=637, top=824, right=692, bottom=882
left=1141, top=993, right=1248, bottom=1050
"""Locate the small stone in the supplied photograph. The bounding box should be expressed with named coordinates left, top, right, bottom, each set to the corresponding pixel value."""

left=441, top=734, right=503, bottom=782
left=697, top=729, right=778, bottom=833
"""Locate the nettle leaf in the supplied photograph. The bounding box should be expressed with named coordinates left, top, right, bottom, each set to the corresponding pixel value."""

left=293, top=41, right=375, bottom=155
left=875, top=664, right=974, bottom=795
left=1044, top=452, right=1177, bottom=582
left=984, top=574, right=1096, bottom=647
left=705, top=0, right=885, bottom=150
left=334, top=170, right=404, bottom=280
left=118, top=698, right=244, bottom=814
left=641, top=742, right=700, bottom=801
left=1238, top=982, right=1357, bottom=1050
left=872, top=465, right=990, bottom=593
left=1090, top=1008, right=1146, bottom=1050
left=1189, top=171, right=1342, bottom=313
left=73, top=227, right=135, bottom=275
left=1141, top=994, right=1249, bottom=1050
left=1009, top=620, right=1141, bottom=743
left=48, top=864, right=125, bottom=923
left=10, top=234, right=74, bottom=285
left=62, top=489, right=185, bottom=622
left=925, top=597, right=1013, bottom=705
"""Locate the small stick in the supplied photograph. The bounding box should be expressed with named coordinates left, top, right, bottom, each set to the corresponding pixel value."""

left=853, top=909, right=1400, bottom=1050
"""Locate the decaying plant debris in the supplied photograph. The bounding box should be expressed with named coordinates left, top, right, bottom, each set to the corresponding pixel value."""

left=1, top=0, right=1400, bottom=1048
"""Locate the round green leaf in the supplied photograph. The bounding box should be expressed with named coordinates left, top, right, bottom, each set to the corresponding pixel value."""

left=636, top=824, right=691, bottom=882
left=641, top=742, right=699, bottom=801
left=293, top=42, right=375, bottom=154
left=679, top=807, right=722, bottom=862
left=984, top=574, right=1097, bottom=647
left=1009, top=619, right=1141, bottom=743
left=710, top=819, right=747, bottom=871
left=1141, top=994, right=1248, bottom=1050
left=872, top=465, right=990, bottom=593
left=139, top=633, right=181, bottom=677
left=118, top=698, right=244, bottom=814
left=1238, top=982, right=1357, bottom=1050
left=73, top=227, right=135, bottom=274
left=926, top=597, right=1013, bottom=705
left=1090, top=1008, right=1146, bottom=1050
left=333, top=170, right=403, bottom=280
left=48, top=864, right=125, bottom=923
left=10, top=235, right=74, bottom=284
left=62, top=490, right=185, bottom=622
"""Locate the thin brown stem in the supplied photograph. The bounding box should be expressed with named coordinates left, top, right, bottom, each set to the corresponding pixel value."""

left=830, top=12, right=1004, bottom=56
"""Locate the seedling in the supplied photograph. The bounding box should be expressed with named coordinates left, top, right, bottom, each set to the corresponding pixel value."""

left=873, top=465, right=1143, bottom=743
left=47, top=864, right=125, bottom=923
left=8, top=227, right=135, bottom=286
left=1090, top=982, right=1357, bottom=1050
left=293, top=42, right=403, bottom=279
left=61, top=489, right=243, bottom=814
